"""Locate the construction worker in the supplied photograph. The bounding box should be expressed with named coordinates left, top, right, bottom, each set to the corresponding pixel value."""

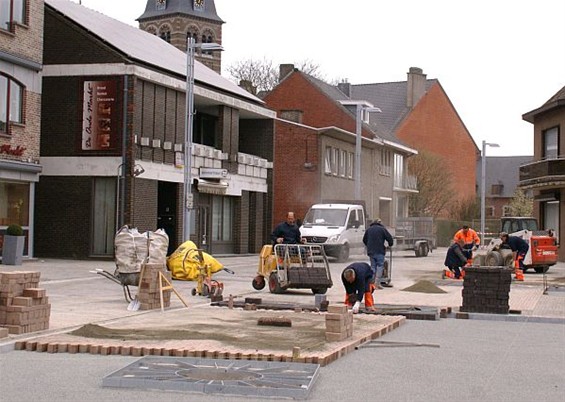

left=363, top=218, right=394, bottom=289
left=443, top=238, right=468, bottom=279
left=341, top=262, right=376, bottom=313
left=453, top=225, right=480, bottom=263
left=271, top=212, right=304, bottom=245
left=500, top=232, right=528, bottom=281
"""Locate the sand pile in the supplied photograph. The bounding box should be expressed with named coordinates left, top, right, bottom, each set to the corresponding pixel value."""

left=401, top=280, right=447, bottom=294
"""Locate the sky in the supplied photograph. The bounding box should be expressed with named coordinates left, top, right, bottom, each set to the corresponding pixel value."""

left=75, top=0, right=565, bottom=156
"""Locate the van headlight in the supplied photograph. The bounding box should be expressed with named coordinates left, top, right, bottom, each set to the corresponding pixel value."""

left=327, top=234, right=340, bottom=243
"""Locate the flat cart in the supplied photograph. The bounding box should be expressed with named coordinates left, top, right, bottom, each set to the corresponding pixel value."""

left=252, top=244, right=333, bottom=294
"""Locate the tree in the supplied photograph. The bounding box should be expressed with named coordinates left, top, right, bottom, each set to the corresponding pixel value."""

left=226, top=58, right=328, bottom=95
left=449, top=196, right=480, bottom=221
left=408, top=151, right=456, bottom=217
left=508, top=187, right=533, bottom=216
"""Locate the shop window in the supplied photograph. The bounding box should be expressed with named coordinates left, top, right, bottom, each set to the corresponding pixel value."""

left=0, top=180, right=29, bottom=226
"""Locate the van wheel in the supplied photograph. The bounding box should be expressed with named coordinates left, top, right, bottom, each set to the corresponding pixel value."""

left=337, top=244, right=349, bottom=262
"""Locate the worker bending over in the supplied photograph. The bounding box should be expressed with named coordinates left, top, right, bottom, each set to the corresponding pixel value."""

left=341, top=262, right=376, bottom=313
left=453, top=225, right=480, bottom=263
left=443, top=238, right=468, bottom=279
left=500, top=232, right=528, bottom=281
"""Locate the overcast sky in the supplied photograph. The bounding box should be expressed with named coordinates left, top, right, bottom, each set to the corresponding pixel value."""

left=76, top=0, right=565, bottom=156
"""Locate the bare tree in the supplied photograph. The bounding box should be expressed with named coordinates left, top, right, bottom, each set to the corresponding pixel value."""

left=508, top=187, right=533, bottom=217
left=408, top=151, right=456, bottom=217
left=226, top=58, right=329, bottom=95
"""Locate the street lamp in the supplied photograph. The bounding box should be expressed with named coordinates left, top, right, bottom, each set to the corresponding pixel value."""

left=183, top=37, right=223, bottom=242
left=355, top=105, right=382, bottom=200
left=480, top=140, right=500, bottom=246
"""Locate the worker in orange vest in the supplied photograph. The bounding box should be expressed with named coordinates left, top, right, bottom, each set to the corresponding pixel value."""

left=453, top=225, right=481, bottom=264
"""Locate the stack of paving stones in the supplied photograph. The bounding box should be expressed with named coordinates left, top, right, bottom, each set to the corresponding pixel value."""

left=460, top=266, right=512, bottom=314
left=287, top=267, right=332, bottom=287
left=0, top=271, right=50, bottom=335
left=325, top=305, right=353, bottom=341
left=137, top=263, right=172, bottom=310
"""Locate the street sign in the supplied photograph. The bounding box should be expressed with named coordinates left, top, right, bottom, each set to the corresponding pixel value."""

left=186, top=194, right=194, bottom=209
left=199, top=167, right=228, bottom=179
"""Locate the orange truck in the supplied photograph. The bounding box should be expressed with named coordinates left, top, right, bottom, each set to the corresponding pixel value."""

left=481, top=217, right=558, bottom=273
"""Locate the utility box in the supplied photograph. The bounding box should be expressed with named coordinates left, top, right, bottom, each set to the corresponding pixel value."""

left=460, top=266, right=512, bottom=314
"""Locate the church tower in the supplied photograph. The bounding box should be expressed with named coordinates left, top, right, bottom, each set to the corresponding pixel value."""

left=138, top=0, right=224, bottom=73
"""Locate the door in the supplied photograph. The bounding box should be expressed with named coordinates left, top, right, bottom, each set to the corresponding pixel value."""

left=92, top=178, right=115, bottom=256
left=157, top=181, right=177, bottom=255
left=198, top=205, right=210, bottom=253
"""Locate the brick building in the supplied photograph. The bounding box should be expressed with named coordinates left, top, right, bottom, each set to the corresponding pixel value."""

left=344, top=67, right=480, bottom=210
left=35, top=0, right=275, bottom=259
left=0, top=0, right=43, bottom=259
left=521, top=85, right=565, bottom=261
left=264, top=65, right=418, bottom=227
left=137, top=0, right=223, bottom=74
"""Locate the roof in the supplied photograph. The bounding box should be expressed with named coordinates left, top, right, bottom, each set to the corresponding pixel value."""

left=350, top=80, right=436, bottom=134
left=137, top=0, right=224, bottom=23
left=522, top=85, right=565, bottom=123
left=477, top=155, right=533, bottom=198
left=45, top=0, right=260, bottom=104
left=301, top=74, right=404, bottom=144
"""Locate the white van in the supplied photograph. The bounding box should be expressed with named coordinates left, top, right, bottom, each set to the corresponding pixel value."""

left=299, top=203, right=366, bottom=262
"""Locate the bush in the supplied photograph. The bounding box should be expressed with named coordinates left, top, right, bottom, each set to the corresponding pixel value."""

left=6, top=224, right=23, bottom=236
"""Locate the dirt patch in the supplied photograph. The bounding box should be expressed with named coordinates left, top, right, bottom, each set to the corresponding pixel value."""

left=401, top=280, right=447, bottom=294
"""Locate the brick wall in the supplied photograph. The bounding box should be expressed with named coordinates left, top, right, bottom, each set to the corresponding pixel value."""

left=0, top=0, right=44, bottom=64
left=131, top=178, right=158, bottom=232
left=396, top=83, right=479, bottom=203
left=35, top=176, right=92, bottom=259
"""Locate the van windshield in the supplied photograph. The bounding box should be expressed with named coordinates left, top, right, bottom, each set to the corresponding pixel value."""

left=303, top=209, right=348, bottom=226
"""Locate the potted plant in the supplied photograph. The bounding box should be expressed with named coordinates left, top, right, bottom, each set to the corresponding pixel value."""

left=2, top=224, right=25, bottom=265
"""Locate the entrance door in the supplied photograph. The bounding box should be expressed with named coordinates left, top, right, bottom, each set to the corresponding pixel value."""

left=198, top=205, right=210, bottom=253
left=158, top=181, right=177, bottom=255
left=92, top=178, right=115, bottom=256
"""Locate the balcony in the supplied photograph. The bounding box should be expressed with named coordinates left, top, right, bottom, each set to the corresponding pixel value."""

left=519, top=157, right=565, bottom=190
left=393, top=174, right=418, bottom=193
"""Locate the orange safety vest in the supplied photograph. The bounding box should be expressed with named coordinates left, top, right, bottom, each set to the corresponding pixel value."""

left=453, top=228, right=480, bottom=246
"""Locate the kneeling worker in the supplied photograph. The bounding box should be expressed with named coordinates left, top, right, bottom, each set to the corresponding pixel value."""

left=341, top=262, right=376, bottom=313
left=444, top=238, right=468, bottom=279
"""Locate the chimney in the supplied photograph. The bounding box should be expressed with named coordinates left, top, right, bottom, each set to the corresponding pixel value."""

left=406, top=67, right=427, bottom=108
left=279, top=64, right=295, bottom=82
left=239, top=79, right=257, bottom=95
left=337, top=81, right=351, bottom=97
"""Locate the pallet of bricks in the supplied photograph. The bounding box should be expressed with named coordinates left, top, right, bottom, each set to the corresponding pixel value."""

left=137, top=263, right=172, bottom=310
left=0, top=271, right=50, bottom=335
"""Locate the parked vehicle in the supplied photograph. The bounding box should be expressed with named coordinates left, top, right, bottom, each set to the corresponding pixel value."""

left=392, top=217, right=436, bottom=257
left=477, top=217, right=558, bottom=273
left=300, top=203, right=366, bottom=262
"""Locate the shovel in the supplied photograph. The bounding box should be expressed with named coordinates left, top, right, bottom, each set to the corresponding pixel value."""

left=127, top=296, right=140, bottom=311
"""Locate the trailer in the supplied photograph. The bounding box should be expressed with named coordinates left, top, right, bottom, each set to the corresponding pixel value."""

left=392, top=217, right=436, bottom=257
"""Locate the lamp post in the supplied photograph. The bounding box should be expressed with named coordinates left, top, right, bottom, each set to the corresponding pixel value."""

left=480, top=140, right=500, bottom=246
left=355, top=105, right=381, bottom=200
left=183, top=37, right=223, bottom=242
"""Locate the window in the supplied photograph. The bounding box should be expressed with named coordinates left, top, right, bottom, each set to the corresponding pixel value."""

left=543, top=127, right=559, bottom=159
left=0, top=74, right=23, bottom=134
left=339, top=150, right=346, bottom=177
left=332, top=148, right=339, bottom=176
left=0, top=180, right=29, bottom=226
left=380, top=149, right=391, bottom=176
left=0, top=0, right=26, bottom=31
left=486, top=206, right=495, bottom=218
left=212, top=196, right=233, bottom=241
left=502, top=205, right=512, bottom=217
left=324, top=146, right=332, bottom=174
left=346, top=152, right=353, bottom=179
left=393, top=153, right=404, bottom=187
left=159, top=30, right=171, bottom=43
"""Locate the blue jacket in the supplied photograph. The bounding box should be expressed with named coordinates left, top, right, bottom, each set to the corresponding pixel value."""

left=363, top=222, right=394, bottom=256
left=506, top=236, right=529, bottom=254
left=271, top=221, right=301, bottom=244
left=341, top=262, right=373, bottom=302
left=444, top=242, right=467, bottom=268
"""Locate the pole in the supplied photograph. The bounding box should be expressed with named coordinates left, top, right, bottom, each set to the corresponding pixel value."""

left=480, top=140, right=486, bottom=247
left=354, top=105, right=362, bottom=200
left=183, top=37, right=195, bottom=242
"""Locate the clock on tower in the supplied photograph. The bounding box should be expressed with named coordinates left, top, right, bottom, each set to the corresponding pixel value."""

left=155, top=0, right=166, bottom=10
left=194, top=0, right=204, bottom=10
